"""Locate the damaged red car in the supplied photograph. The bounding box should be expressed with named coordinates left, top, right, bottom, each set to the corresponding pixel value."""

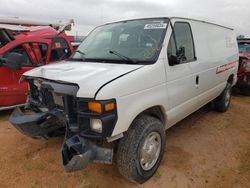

left=235, top=38, right=250, bottom=95
left=0, top=19, right=75, bottom=110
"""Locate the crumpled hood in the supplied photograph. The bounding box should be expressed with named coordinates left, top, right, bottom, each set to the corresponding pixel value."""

left=24, top=61, right=143, bottom=98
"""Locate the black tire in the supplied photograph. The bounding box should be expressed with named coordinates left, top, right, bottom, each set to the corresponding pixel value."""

left=117, top=115, right=166, bottom=184
left=214, top=83, right=232, bottom=112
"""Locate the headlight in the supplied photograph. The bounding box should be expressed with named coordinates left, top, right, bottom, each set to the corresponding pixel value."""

left=90, top=119, right=102, bottom=133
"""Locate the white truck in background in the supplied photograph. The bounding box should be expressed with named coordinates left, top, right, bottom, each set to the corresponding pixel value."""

left=9, top=17, right=238, bottom=183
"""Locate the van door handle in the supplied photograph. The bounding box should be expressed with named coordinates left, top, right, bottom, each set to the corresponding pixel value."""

left=196, top=75, right=199, bottom=88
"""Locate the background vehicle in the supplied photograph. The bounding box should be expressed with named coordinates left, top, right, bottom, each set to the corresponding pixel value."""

left=0, top=19, right=75, bottom=110
left=235, top=38, right=250, bottom=95
left=9, top=17, right=238, bottom=183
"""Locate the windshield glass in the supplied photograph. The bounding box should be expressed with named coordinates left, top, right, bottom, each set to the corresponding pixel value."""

left=72, top=18, right=168, bottom=64
left=239, top=43, right=250, bottom=53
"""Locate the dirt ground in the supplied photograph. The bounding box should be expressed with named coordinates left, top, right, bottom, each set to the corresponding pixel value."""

left=0, top=94, right=249, bottom=188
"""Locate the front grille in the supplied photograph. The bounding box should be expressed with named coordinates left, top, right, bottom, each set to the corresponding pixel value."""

left=28, top=78, right=79, bottom=124
left=39, top=88, right=55, bottom=109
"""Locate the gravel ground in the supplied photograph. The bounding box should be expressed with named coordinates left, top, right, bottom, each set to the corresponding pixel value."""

left=0, top=94, right=249, bottom=188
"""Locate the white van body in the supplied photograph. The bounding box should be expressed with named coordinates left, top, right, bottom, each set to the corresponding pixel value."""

left=10, top=17, right=239, bottom=183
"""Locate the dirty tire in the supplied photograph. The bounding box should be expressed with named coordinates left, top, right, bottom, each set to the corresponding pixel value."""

left=117, top=115, right=166, bottom=184
left=214, top=83, right=232, bottom=112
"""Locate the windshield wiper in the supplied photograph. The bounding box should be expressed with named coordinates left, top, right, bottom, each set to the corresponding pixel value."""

left=109, top=50, right=137, bottom=64
left=75, top=50, right=86, bottom=56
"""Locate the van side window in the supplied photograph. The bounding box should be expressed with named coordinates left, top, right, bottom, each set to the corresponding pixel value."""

left=50, top=38, right=71, bottom=62
left=167, top=22, right=195, bottom=65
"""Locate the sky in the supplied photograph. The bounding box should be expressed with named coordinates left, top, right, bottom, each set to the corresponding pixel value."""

left=0, top=0, right=249, bottom=37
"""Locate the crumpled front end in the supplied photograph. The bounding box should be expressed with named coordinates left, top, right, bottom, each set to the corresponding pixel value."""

left=62, top=134, right=113, bottom=172
left=9, top=77, right=115, bottom=171
left=9, top=107, right=65, bottom=138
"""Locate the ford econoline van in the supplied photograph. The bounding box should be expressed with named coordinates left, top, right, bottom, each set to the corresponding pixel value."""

left=9, top=17, right=238, bottom=183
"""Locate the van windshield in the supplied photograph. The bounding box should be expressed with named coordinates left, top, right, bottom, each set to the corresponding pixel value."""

left=71, top=18, right=168, bottom=64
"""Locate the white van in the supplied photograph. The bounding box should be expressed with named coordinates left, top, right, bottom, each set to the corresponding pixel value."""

left=9, top=17, right=238, bottom=183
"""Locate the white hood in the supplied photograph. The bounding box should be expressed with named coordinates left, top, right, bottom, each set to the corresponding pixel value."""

left=24, top=61, right=143, bottom=98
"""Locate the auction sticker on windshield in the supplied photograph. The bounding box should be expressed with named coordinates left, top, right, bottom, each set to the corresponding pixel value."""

left=144, top=23, right=167, bottom=29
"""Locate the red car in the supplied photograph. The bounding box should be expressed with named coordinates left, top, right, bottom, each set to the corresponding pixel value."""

left=236, top=38, right=250, bottom=95
left=0, top=20, right=74, bottom=110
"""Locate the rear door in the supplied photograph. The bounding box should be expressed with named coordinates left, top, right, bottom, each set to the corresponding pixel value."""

left=165, top=20, right=198, bottom=127
left=0, top=39, right=50, bottom=106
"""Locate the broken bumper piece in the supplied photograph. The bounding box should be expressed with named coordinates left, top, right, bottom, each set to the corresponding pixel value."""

left=62, top=134, right=113, bottom=172
left=9, top=107, right=64, bottom=138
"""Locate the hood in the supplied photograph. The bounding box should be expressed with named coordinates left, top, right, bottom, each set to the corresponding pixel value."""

left=24, top=61, right=144, bottom=98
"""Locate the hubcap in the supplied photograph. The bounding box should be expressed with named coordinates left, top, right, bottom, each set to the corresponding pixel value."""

left=140, top=132, right=161, bottom=171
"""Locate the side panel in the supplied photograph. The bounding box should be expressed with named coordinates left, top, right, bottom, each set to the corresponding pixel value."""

left=165, top=19, right=238, bottom=128
left=190, top=20, right=238, bottom=96
left=0, top=66, right=31, bottom=106
left=163, top=19, right=200, bottom=127
left=96, top=60, right=169, bottom=137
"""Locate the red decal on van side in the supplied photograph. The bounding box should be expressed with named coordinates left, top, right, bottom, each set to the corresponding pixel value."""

left=216, top=61, right=237, bottom=74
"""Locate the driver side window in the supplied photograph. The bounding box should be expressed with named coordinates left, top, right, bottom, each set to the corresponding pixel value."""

left=167, top=22, right=195, bottom=66
left=3, top=44, right=33, bottom=66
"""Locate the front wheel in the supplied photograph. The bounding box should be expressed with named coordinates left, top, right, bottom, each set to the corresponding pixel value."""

left=117, top=115, right=166, bottom=184
left=214, top=83, right=232, bottom=112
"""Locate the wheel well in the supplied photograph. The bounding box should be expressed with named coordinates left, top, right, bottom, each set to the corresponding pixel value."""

left=136, top=106, right=166, bottom=125
left=227, top=74, right=234, bottom=84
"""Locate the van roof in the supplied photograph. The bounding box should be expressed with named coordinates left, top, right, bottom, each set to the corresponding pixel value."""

left=170, top=17, right=233, bottom=30
left=102, top=17, right=233, bottom=31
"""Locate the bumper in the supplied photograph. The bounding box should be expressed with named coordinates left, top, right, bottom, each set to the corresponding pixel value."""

left=9, top=107, right=65, bottom=138
left=62, top=134, right=113, bottom=172
left=9, top=107, right=113, bottom=171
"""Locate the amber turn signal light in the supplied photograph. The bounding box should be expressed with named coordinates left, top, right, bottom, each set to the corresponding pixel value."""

left=105, top=102, right=115, bottom=112
left=88, top=102, right=102, bottom=113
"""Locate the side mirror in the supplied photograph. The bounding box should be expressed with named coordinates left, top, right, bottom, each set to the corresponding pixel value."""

left=168, top=46, right=187, bottom=66
left=168, top=55, right=179, bottom=66
left=5, top=52, right=23, bottom=70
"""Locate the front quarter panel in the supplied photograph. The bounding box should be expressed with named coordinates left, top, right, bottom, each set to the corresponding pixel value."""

left=95, top=60, right=168, bottom=137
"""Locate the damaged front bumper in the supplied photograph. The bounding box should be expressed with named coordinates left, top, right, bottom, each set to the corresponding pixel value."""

left=9, top=107, right=114, bottom=171
left=9, top=77, right=116, bottom=172
left=9, top=107, right=65, bottom=138
left=62, top=134, right=113, bottom=172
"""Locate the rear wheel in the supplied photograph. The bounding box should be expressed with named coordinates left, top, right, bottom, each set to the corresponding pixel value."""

left=117, top=115, right=166, bottom=184
left=214, top=83, right=232, bottom=112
